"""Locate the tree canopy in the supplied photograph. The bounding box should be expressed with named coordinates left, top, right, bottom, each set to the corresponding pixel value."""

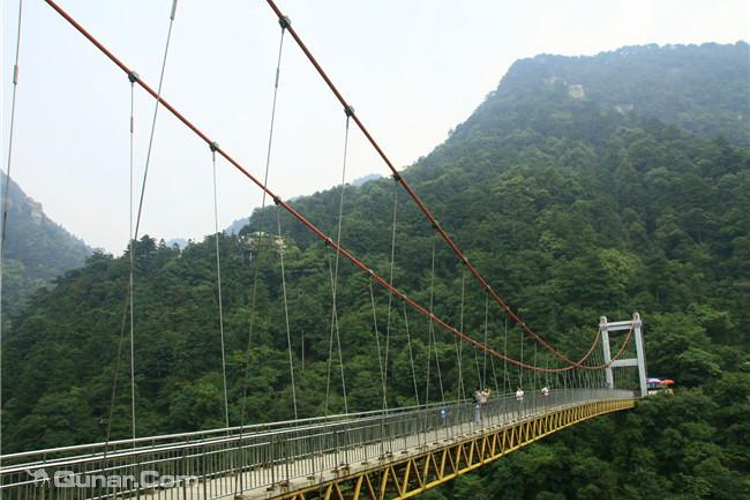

left=3, top=41, right=749, bottom=499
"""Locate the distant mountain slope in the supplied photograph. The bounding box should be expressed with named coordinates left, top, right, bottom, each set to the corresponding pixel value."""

left=225, top=174, right=382, bottom=235
left=1, top=174, right=91, bottom=316
left=351, top=173, right=382, bottom=187
left=456, top=42, right=750, bottom=147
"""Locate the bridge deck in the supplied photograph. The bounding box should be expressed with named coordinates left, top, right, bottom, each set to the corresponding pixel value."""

left=0, top=390, right=635, bottom=500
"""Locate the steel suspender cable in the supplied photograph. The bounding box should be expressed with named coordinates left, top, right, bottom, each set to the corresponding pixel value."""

left=100, top=2, right=179, bottom=471
left=482, top=293, right=489, bottom=388
left=456, top=270, right=478, bottom=396
left=0, top=0, right=25, bottom=475
left=211, top=146, right=230, bottom=428
left=325, top=258, right=347, bottom=414
left=473, top=328, right=483, bottom=386
left=0, top=0, right=24, bottom=254
left=424, top=241, right=434, bottom=407
left=325, top=113, right=351, bottom=415
left=324, top=258, right=336, bottom=409
left=596, top=345, right=602, bottom=387
left=482, top=294, right=500, bottom=394
left=432, top=312, right=446, bottom=405
left=490, top=343, right=500, bottom=395
left=519, top=327, right=524, bottom=390
left=433, top=323, right=447, bottom=403
left=382, top=182, right=399, bottom=407
left=383, top=192, right=401, bottom=454
left=128, top=75, right=136, bottom=443
left=403, top=303, right=420, bottom=405
left=263, top=22, right=299, bottom=420
left=259, top=21, right=287, bottom=213
left=132, top=0, right=177, bottom=242
left=235, top=52, right=289, bottom=492
left=101, top=298, right=132, bottom=496
left=264, top=21, right=299, bottom=420
left=455, top=271, right=466, bottom=400
left=368, top=280, right=388, bottom=458
left=369, top=280, right=387, bottom=410
left=42, top=0, right=632, bottom=374
left=503, top=314, right=509, bottom=394
left=277, top=208, right=298, bottom=419
left=427, top=238, right=446, bottom=405
left=469, top=278, right=482, bottom=386
left=238, top=21, right=287, bottom=442
left=334, top=117, right=350, bottom=413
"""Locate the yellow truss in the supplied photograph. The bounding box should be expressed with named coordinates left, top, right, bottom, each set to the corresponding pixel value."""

left=263, top=399, right=634, bottom=500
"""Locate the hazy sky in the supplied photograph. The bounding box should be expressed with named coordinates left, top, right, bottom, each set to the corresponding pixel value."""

left=2, top=0, right=749, bottom=254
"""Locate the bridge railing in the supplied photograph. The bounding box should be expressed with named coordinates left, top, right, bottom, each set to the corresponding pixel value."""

left=0, top=389, right=633, bottom=499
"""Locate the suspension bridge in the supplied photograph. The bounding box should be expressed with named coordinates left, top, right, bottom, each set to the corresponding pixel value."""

left=1, top=1, right=649, bottom=499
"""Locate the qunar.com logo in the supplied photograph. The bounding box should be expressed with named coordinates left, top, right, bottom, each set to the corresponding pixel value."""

left=26, top=468, right=198, bottom=488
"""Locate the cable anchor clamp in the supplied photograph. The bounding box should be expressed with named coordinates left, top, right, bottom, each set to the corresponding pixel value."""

left=279, top=15, right=291, bottom=30
left=128, top=71, right=140, bottom=84
left=344, top=105, right=355, bottom=117
left=391, top=172, right=402, bottom=183
left=272, top=195, right=282, bottom=206
left=170, top=0, right=178, bottom=21
left=209, top=141, right=220, bottom=152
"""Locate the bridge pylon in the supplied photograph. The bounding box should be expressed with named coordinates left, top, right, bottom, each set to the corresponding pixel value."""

left=599, top=312, right=647, bottom=397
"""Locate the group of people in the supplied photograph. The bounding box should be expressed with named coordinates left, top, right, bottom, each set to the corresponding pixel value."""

left=471, top=386, right=552, bottom=425
left=515, top=386, right=550, bottom=401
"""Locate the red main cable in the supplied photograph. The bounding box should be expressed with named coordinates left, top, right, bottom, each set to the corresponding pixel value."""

left=262, top=0, right=591, bottom=368
left=41, top=0, right=628, bottom=373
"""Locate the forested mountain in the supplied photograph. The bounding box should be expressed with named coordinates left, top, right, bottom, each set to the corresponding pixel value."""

left=461, top=42, right=750, bottom=146
left=3, top=42, right=750, bottom=499
left=0, top=174, right=90, bottom=317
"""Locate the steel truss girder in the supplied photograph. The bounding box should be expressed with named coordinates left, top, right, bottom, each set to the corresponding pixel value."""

left=262, top=399, right=634, bottom=500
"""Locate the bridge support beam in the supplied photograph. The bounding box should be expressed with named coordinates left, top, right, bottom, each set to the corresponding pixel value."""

left=263, top=398, right=635, bottom=500
left=599, top=312, right=647, bottom=398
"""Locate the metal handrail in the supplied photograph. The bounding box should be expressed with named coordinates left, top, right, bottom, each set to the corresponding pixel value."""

left=0, top=389, right=634, bottom=500
left=1, top=395, right=467, bottom=462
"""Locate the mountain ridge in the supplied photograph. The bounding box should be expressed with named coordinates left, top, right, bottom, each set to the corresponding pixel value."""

left=1, top=173, right=91, bottom=317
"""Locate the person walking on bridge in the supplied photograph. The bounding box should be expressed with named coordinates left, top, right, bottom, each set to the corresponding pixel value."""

left=479, top=388, right=492, bottom=425
left=473, top=388, right=482, bottom=424
left=515, top=387, right=525, bottom=419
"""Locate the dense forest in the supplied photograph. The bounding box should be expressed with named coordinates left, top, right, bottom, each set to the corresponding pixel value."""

left=0, top=175, right=90, bottom=317
left=3, top=42, right=750, bottom=499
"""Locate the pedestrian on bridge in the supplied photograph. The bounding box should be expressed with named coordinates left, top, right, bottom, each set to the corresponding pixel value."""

left=479, top=388, right=491, bottom=424
left=515, top=387, right=525, bottom=420
left=474, top=388, right=482, bottom=424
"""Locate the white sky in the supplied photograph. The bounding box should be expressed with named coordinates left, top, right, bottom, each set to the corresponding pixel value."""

left=2, top=0, right=749, bottom=254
